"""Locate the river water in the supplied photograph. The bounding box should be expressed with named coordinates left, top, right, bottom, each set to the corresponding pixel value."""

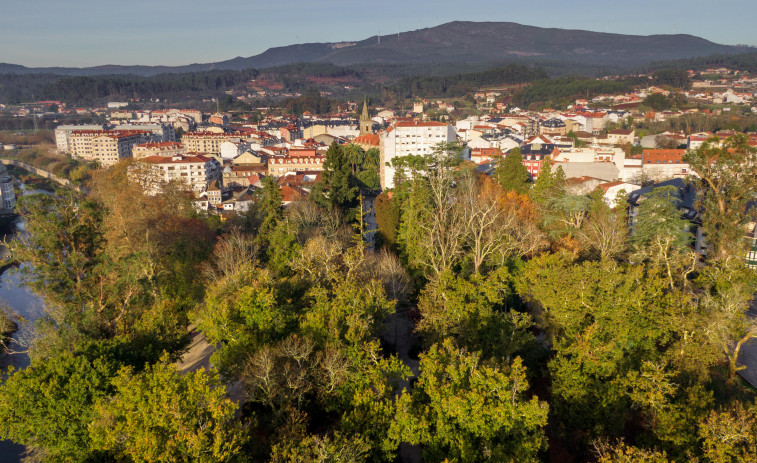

left=0, top=192, right=49, bottom=462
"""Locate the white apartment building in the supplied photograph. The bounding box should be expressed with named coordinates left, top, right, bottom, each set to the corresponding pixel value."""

left=133, top=141, right=186, bottom=159
left=112, top=123, right=175, bottom=142
left=379, top=121, right=457, bottom=189
left=55, top=124, right=105, bottom=153
left=181, top=132, right=240, bottom=156
left=69, top=130, right=149, bottom=167
left=640, top=149, right=690, bottom=181
left=137, top=154, right=221, bottom=194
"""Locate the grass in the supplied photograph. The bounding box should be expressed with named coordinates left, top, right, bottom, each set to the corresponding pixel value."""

left=6, top=145, right=93, bottom=185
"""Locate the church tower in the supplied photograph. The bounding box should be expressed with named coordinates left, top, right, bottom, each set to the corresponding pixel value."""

left=359, top=98, right=372, bottom=135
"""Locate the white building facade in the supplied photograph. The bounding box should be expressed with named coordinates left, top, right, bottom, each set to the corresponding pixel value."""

left=379, top=121, right=457, bottom=189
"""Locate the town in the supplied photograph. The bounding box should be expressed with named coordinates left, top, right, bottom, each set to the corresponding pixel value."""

left=0, top=66, right=747, bottom=263
left=2, top=12, right=757, bottom=463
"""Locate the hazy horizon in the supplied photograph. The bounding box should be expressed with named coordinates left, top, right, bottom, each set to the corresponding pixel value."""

left=1, top=0, right=755, bottom=68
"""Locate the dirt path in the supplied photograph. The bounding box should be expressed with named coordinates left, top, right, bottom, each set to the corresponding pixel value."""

left=177, top=324, right=245, bottom=403
left=381, top=311, right=422, bottom=463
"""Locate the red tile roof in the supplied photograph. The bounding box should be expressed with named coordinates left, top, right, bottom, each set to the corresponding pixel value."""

left=353, top=134, right=380, bottom=146
left=642, top=149, right=687, bottom=164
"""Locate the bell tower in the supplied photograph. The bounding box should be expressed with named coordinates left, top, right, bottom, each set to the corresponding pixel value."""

left=359, top=98, right=372, bottom=135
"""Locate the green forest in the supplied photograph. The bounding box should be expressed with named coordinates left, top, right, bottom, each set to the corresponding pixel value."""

left=649, top=51, right=757, bottom=74
left=390, top=64, right=549, bottom=99
left=1, top=136, right=757, bottom=462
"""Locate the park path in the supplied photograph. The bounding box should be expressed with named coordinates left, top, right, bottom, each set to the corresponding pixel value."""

left=176, top=324, right=245, bottom=403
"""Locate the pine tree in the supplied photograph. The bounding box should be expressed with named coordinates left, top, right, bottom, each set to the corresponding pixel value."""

left=532, top=158, right=565, bottom=204
left=320, top=141, right=359, bottom=214
left=495, top=148, right=531, bottom=194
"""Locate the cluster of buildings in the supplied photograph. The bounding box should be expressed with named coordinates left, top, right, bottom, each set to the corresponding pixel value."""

left=40, top=67, right=757, bottom=221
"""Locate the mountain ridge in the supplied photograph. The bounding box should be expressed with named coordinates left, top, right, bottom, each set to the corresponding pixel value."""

left=0, top=21, right=751, bottom=77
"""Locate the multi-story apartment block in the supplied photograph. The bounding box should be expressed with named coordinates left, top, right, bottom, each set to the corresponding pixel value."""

left=69, top=130, right=149, bottom=167
left=0, top=163, right=16, bottom=211
left=137, top=154, right=221, bottom=194
left=133, top=141, right=186, bottom=159
left=181, top=132, right=240, bottom=155
left=113, top=123, right=175, bottom=142
left=641, top=149, right=690, bottom=181
left=379, top=121, right=456, bottom=189
left=55, top=124, right=106, bottom=153
left=268, top=154, right=325, bottom=176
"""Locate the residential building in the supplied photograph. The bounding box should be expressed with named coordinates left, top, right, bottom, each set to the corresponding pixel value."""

left=137, top=154, right=222, bottom=194
left=55, top=124, right=106, bottom=153
left=379, top=121, right=457, bottom=189
left=70, top=130, right=149, bottom=167
left=641, top=149, right=689, bottom=181
left=596, top=181, right=641, bottom=208
left=470, top=148, right=503, bottom=164
left=223, top=165, right=267, bottom=188
left=112, top=123, right=175, bottom=142
left=222, top=186, right=256, bottom=212
left=540, top=118, right=567, bottom=136
left=607, top=129, right=635, bottom=145
left=0, top=164, right=16, bottom=211
left=181, top=132, right=240, bottom=155
left=133, top=141, right=186, bottom=159
left=268, top=153, right=326, bottom=176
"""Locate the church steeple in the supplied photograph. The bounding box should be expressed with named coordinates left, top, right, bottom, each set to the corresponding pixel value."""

left=359, top=98, right=372, bottom=135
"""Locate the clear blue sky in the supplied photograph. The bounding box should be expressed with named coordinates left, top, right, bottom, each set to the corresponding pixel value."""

left=1, top=0, right=754, bottom=67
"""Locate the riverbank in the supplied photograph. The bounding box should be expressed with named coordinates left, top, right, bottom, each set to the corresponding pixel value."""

left=7, top=165, right=56, bottom=192
left=0, top=310, right=17, bottom=348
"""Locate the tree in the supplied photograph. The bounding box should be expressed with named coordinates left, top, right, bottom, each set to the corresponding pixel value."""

left=301, top=278, right=395, bottom=348
left=643, top=93, right=671, bottom=111
left=532, top=160, right=565, bottom=205
left=192, top=265, right=293, bottom=376
left=684, top=134, right=757, bottom=260
left=695, top=260, right=757, bottom=381
left=416, top=268, right=533, bottom=362
left=90, top=359, right=243, bottom=463
left=699, top=402, right=757, bottom=463
left=594, top=440, right=671, bottom=463
left=459, top=174, right=520, bottom=273
left=396, top=143, right=466, bottom=278
left=318, top=142, right=359, bottom=215
left=519, top=254, right=708, bottom=455
left=631, top=185, right=695, bottom=289
left=257, top=175, right=284, bottom=240
left=356, top=147, right=381, bottom=192
left=12, top=190, right=103, bottom=303
left=270, top=432, right=371, bottom=463
left=631, top=184, right=692, bottom=251
left=390, top=340, right=549, bottom=462
left=578, top=190, right=628, bottom=261
left=496, top=148, right=530, bottom=194
left=0, top=351, right=116, bottom=461
left=374, top=192, right=400, bottom=249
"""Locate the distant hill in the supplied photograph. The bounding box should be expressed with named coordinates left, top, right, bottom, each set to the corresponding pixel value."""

left=1, top=21, right=751, bottom=76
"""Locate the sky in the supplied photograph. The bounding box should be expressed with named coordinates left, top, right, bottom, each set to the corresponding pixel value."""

left=1, top=0, right=755, bottom=68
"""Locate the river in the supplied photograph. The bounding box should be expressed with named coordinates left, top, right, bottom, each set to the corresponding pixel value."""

left=0, top=190, right=49, bottom=462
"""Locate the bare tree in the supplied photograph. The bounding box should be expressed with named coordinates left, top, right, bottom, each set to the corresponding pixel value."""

left=205, top=228, right=259, bottom=280
left=408, top=144, right=467, bottom=277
